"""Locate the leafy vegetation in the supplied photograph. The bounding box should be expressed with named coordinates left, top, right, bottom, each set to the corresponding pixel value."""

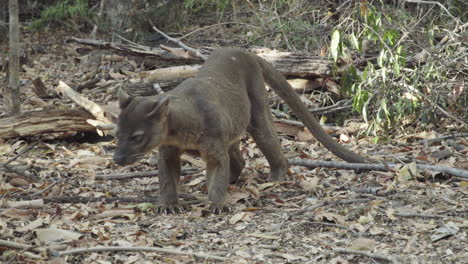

left=28, top=0, right=90, bottom=32
left=27, top=0, right=466, bottom=136
left=199, top=0, right=464, bottom=136
left=183, top=0, right=232, bottom=22
left=328, top=1, right=466, bottom=136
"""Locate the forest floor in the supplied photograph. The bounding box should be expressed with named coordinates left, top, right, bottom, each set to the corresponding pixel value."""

left=0, top=28, right=467, bottom=264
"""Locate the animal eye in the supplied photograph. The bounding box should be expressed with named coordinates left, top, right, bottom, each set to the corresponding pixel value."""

left=131, top=134, right=143, bottom=142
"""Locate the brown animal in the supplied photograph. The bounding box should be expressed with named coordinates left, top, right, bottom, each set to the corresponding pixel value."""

left=114, top=48, right=367, bottom=213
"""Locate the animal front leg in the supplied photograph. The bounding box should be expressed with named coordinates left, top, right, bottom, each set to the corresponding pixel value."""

left=157, top=145, right=183, bottom=214
left=205, top=152, right=231, bottom=214
left=228, top=141, right=245, bottom=183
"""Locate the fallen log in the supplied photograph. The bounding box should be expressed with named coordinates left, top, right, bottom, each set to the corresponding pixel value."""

left=0, top=110, right=96, bottom=139
left=68, top=37, right=332, bottom=77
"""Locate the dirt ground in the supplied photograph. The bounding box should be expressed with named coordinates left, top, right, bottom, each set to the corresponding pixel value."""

left=0, top=30, right=467, bottom=264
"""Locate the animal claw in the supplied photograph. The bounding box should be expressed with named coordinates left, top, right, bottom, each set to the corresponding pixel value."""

left=155, top=204, right=184, bottom=214
left=209, top=203, right=232, bottom=214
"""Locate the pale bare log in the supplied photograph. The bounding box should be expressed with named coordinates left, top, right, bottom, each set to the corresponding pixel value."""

left=0, top=110, right=95, bottom=139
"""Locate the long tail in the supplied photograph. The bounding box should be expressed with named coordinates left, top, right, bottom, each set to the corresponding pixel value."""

left=256, top=56, right=369, bottom=164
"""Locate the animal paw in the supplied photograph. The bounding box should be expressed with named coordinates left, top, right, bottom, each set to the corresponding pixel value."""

left=209, top=203, right=233, bottom=214
left=155, top=204, right=184, bottom=214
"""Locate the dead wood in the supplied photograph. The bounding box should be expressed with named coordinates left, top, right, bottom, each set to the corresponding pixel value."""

left=69, top=37, right=332, bottom=77
left=95, top=168, right=199, bottom=180
left=289, top=159, right=468, bottom=179
left=32, top=77, right=54, bottom=99
left=55, top=245, right=226, bottom=261
left=56, top=81, right=114, bottom=136
left=121, top=80, right=181, bottom=96
left=8, top=194, right=200, bottom=205
left=75, top=74, right=103, bottom=92
left=334, top=248, right=400, bottom=264
left=68, top=37, right=198, bottom=61
left=0, top=141, right=39, bottom=168
left=0, top=109, right=96, bottom=139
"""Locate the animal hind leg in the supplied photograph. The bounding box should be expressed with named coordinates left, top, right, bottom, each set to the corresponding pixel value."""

left=247, top=112, right=288, bottom=181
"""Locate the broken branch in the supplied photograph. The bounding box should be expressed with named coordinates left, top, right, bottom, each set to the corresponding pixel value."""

left=288, top=159, right=468, bottom=179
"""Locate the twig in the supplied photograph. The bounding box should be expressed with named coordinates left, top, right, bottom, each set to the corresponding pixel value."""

left=291, top=198, right=371, bottom=216
left=310, top=99, right=352, bottom=115
left=419, top=133, right=468, bottom=145
left=95, top=168, right=199, bottom=180
left=405, top=0, right=462, bottom=27
left=149, top=24, right=207, bottom=61
left=288, top=159, right=468, bottom=179
left=180, top=22, right=257, bottom=40
left=334, top=247, right=400, bottom=264
left=8, top=194, right=201, bottom=205
left=304, top=221, right=358, bottom=235
left=393, top=212, right=446, bottom=219
left=7, top=196, right=158, bottom=204
left=52, top=246, right=226, bottom=261
left=30, top=180, right=60, bottom=197
left=0, top=141, right=40, bottom=168
left=0, top=239, right=45, bottom=253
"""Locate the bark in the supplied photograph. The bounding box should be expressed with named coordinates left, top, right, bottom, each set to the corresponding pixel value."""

left=5, top=0, right=20, bottom=115
left=68, top=37, right=333, bottom=77
left=101, top=0, right=132, bottom=42
left=0, top=1, right=7, bottom=44
left=0, top=110, right=96, bottom=139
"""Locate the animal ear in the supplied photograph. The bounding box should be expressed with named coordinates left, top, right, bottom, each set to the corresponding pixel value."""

left=118, top=88, right=132, bottom=109
left=146, top=96, right=170, bottom=119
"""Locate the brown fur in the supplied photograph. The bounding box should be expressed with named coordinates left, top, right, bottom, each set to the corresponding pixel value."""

left=114, top=48, right=367, bottom=213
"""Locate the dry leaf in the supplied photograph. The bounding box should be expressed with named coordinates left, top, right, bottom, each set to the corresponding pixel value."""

left=398, top=162, right=418, bottom=181
left=35, top=228, right=82, bottom=243
left=349, top=238, right=377, bottom=250
left=299, top=176, right=320, bottom=192
left=92, top=209, right=135, bottom=220
left=227, top=191, right=250, bottom=204
left=229, top=212, right=247, bottom=224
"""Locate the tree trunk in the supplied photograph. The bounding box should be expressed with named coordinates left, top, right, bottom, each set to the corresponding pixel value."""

left=5, top=0, right=20, bottom=116
left=0, top=0, right=7, bottom=44
left=100, top=0, right=132, bottom=42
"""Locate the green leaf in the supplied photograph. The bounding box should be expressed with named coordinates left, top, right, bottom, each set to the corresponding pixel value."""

left=350, top=33, right=360, bottom=51
left=377, top=50, right=385, bottom=68
left=330, top=30, right=340, bottom=62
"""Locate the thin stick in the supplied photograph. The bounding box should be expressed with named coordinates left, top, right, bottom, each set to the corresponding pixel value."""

left=180, top=22, right=257, bottom=40
left=405, top=0, right=462, bottom=26
left=0, top=141, right=40, bottom=168
left=304, top=221, right=358, bottom=235
left=291, top=198, right=371, bottom=216
left=53, top=246, right=226, bottom=261
left=149, top=24, right=208, bottom=61
left=334, top=247, right=400, bottom=264
left=419, top=133, right=468, bottom=145
left=288, top=159, right=468, bottom=179
left=0, top=239, right=45, bottom=253
left=95, top=168, right=199, bottom=180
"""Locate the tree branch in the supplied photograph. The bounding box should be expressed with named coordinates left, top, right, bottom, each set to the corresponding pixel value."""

left=288, top=159, right=468, bottom=179
left=52, top=246, right=226, bottom=261
left=334, top=247, right=400, bottom=264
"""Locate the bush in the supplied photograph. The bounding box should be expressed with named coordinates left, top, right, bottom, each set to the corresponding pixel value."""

left=28, top=0, right=90, bottom=32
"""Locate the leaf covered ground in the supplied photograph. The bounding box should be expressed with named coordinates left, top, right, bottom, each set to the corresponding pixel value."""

left=1, top=31, right=467, bottom=264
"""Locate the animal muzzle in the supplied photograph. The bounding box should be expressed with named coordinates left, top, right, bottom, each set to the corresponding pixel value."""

left=113, top=151, right=131, bottom=165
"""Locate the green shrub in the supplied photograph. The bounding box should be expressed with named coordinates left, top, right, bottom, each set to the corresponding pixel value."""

left=330, top=1, right=466, bottom=137
left=28, top=0, right=90, bottom=32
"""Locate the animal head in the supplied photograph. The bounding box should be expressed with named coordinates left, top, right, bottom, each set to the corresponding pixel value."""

left=113, top=89, right=170, bottom=165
